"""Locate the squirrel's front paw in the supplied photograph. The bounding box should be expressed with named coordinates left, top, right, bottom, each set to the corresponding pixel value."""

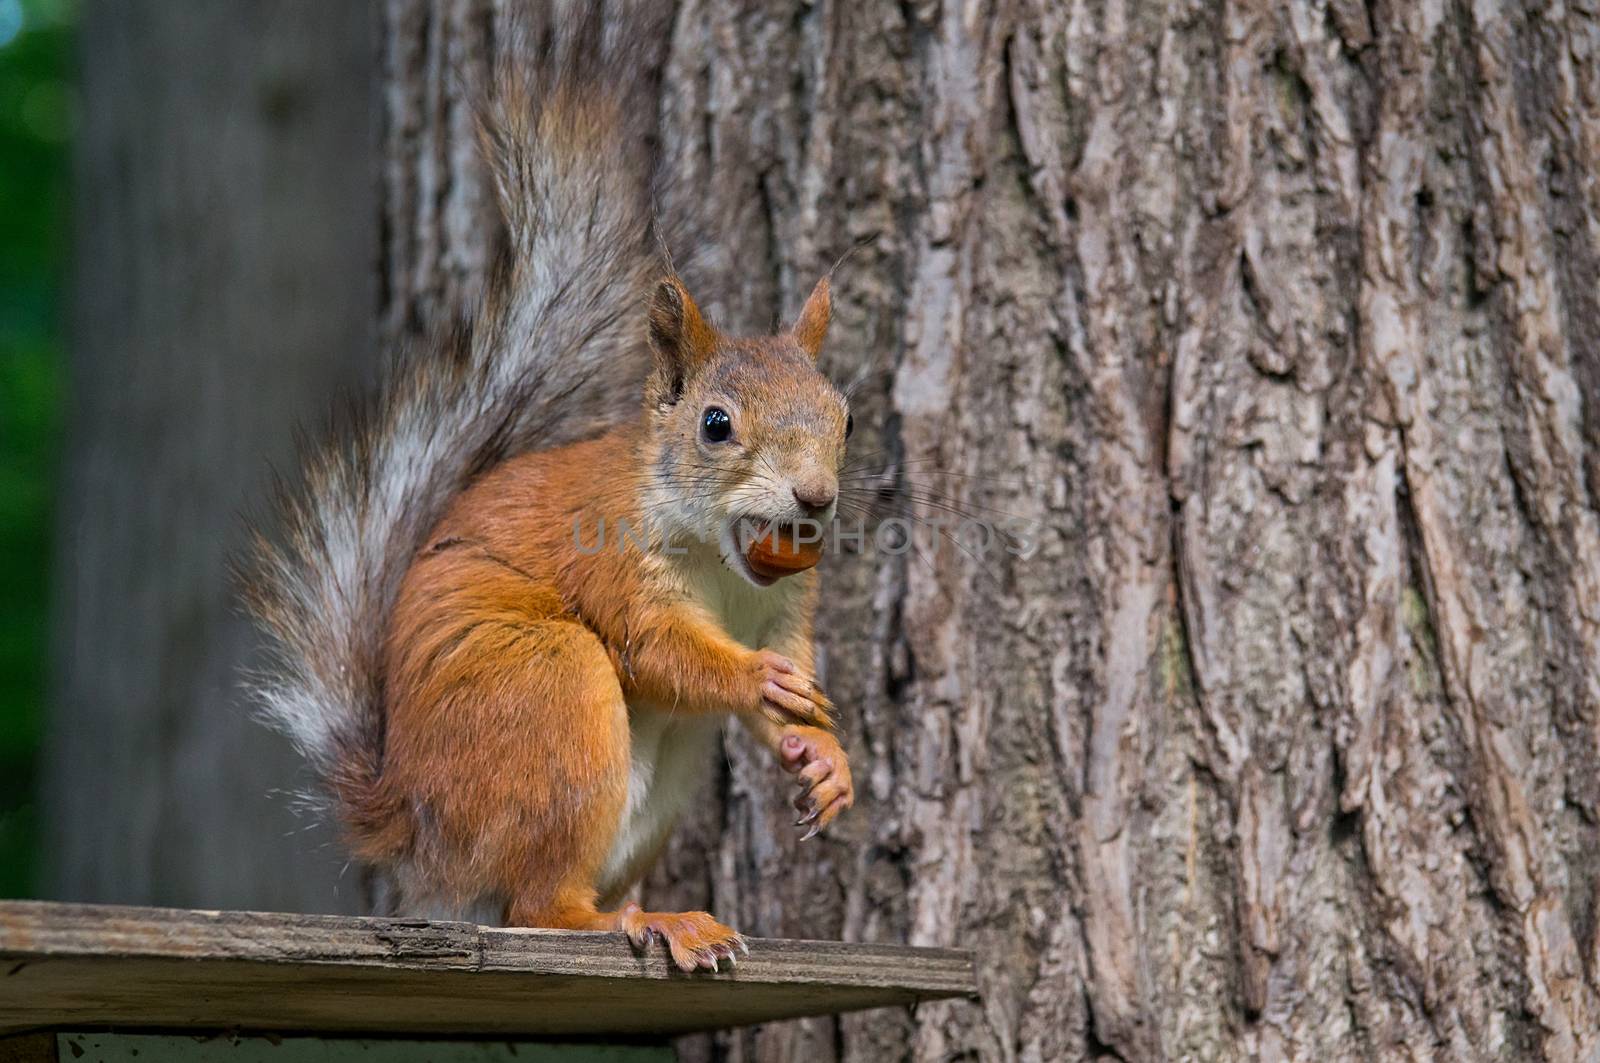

left=780, top=727, right=854, bottom=839
left=752, top=650, right=835, bottom=731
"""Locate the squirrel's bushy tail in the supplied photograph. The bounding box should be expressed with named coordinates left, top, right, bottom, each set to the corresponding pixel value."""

left=243, top=6, right=665, bottom=856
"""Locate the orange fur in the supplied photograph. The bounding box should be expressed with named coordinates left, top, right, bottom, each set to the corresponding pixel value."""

left=243, top=19, right=838, bottom=972
left=368, top=281, right=853, bottom=971
left=791, top=277, right=832, bottom=359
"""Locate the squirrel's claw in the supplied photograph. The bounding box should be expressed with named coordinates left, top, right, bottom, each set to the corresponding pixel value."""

left=779, top=729, right=852, bottom=838
left=757, top=658, right=837, bottom=731
left=619, top=907, right=742, bottom=974
left=695, top=938, right=743, bottom=972
left=760, top=683, right=834, bottom=731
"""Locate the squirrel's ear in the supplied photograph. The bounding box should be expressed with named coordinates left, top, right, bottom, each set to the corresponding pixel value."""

left=791, top=277, right=831, bottom=360
left=648, top=277, right=716, bottom=404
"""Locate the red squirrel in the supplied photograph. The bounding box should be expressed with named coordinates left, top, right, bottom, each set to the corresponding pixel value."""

left=245, top=12, right=853, bottom=971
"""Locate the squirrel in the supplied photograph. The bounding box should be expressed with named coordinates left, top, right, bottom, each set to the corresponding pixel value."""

left=243, top=9, right=854, bottom=971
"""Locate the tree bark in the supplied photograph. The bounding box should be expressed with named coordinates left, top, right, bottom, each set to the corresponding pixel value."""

left=45, top=0, right=377, bottom=913
left=210, top=0, right=1600, bottom=1058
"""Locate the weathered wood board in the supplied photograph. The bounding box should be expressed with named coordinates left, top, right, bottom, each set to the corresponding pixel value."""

left=0, top=903, right=975, bottom=1038
left=3, top=1033, right=672, bottom=1063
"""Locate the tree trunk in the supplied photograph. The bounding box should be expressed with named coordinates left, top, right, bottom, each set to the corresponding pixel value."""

left=44, top=0, right=377, bottom=913
left=80, top=0, right=1590, bottom=1059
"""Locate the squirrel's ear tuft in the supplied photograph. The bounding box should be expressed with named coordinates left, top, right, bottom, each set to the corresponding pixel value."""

left=647, top=277, right=716, bottom=404
left=791, top=277, right=831, bottom=360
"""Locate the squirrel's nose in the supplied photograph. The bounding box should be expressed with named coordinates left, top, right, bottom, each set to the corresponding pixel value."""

left=793, top=483, right=837, bottom=513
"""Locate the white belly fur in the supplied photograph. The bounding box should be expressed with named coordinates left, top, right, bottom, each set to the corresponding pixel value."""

left=597, top=709, right=722, bottom=898
left=596, top=544, right=805, bottom=898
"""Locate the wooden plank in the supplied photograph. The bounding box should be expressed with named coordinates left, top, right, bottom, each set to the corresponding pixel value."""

left=0, top=902, right=975, bottom=1038
left=46, top=1034, right=670, bottom=1063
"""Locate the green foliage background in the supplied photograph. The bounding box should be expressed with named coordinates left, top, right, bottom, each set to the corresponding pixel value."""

left=0, top=0, right=70, bottom=896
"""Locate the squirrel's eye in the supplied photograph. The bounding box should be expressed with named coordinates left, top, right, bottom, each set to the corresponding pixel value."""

left=701, top=406, right=733, bottom=443
left=845, top=413, right=854, bottom=439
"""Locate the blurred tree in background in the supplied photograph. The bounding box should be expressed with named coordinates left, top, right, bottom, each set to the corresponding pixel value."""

left=43, top=0, right=373, bottom=911
left=0, top=0, right=71, bottom=897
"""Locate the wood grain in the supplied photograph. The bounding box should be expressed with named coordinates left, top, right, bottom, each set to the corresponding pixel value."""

left=0, top=902, right=975, bottom=1038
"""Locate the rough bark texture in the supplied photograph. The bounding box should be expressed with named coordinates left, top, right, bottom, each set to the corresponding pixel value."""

left=379, top=2, right=1600, bottom=1059
left=45, top=0, right=377, bottom=914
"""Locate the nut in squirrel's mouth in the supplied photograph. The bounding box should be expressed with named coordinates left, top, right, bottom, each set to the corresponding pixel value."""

left=732, top=519, right=825, bottom=585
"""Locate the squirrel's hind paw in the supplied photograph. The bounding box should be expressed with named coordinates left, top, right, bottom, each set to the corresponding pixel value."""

left=619, top=904, right=744, bottom=973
